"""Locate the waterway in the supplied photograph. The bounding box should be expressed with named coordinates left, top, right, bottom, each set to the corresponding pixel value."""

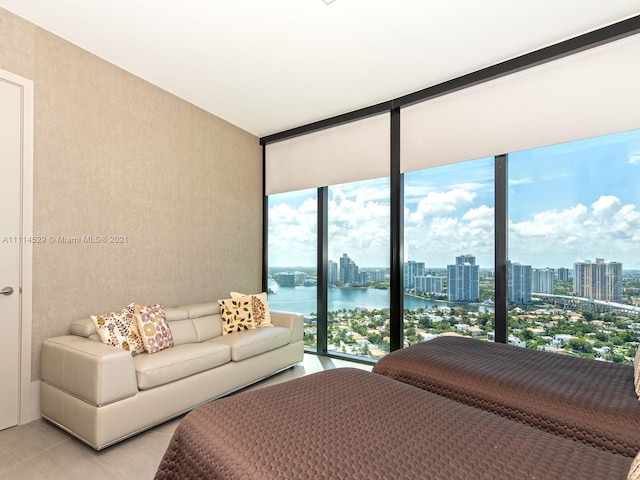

left=267, top=280, right=493, bottom=316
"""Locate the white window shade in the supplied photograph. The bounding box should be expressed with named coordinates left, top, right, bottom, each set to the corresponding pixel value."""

left=401, top=33, right=640, bottom=173
left=265, top=113, right=390, bottom=195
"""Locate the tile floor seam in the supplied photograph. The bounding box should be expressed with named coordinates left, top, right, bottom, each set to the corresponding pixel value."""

left=13, top=436, right=73, bottom=466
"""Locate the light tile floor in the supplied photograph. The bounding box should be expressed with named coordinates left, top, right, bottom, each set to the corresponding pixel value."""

left=0, top=354, right=371, bottom=480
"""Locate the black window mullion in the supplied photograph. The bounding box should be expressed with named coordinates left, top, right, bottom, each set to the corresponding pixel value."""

left=494, top=154, right=508, bottom=343
left=262, top=146, right=268, bottom=293
left=390, top=107, right=403, bottom=351
left=317, top=186, right=329, bottom=354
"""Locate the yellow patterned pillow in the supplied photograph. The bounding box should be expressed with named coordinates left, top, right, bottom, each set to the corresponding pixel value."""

left=230, top=291, right=272, bottom=327
left=91, top=303, right=145, bottom=355
left=219, top=296, right=257, bottom=335
left=134, top=304, right=175, bottom=353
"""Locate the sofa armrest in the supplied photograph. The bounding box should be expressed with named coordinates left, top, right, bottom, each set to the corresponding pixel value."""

left=270, top=311, right=304, bottom=343
left=41, top=336, right=138, bottom=406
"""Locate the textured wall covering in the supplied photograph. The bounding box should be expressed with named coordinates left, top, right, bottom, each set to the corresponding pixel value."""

left=0, top=8, right=263, bottom=380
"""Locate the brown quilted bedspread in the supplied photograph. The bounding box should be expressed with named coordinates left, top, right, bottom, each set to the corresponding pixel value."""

left=373, top=336, right=640, bottom=457
left=155, top=368, right=631, bottom=479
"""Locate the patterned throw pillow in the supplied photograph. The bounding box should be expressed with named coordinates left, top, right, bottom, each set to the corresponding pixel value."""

left=134, top=304, right=175, bottom=353
left=91, top=304, right=145, bottom=355
left=219, top=296, right=257, bottom=335
left=230, top=292, right=272, bottom=327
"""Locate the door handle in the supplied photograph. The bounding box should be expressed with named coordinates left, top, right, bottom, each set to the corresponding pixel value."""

left=0, top=287, right=14, bottom=296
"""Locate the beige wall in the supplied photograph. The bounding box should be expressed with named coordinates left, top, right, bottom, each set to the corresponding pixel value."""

left=0, top=8, right=263, bottom=380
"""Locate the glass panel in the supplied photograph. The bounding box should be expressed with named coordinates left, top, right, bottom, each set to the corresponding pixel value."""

left=508, top=129, right=640, bottom=363
left=327, top=177, right=390, bottom=359
left=403, top=158, right=495, bottom=345
left=266, top=189, right=318, bottom=351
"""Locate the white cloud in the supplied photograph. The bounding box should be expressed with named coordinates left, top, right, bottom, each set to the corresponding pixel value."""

left=508, top=195, right=640, bottom=267
left=462, top=205, right=494, bottom=229
left=410, top=188, right=476, bottom=223
left=591, top=195, right=621, bottom=216
left=508, top=177, right=533, bottom=186
left=629, top=152, right=640, bottom=164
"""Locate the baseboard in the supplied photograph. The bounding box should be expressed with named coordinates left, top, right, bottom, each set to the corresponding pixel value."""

left=21, top=380, right=41, bottom=424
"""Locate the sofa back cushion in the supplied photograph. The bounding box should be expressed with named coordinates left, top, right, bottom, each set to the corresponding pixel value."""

left=191, top=314, right=223, bottom=342
left=167, top=319, right=198, bottom=345
left=70, top=302, right=223, bottom=345
left=180, top=302, right=223, bottom=342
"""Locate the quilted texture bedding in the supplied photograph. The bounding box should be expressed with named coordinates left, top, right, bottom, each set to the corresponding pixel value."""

left=154, top=368, right=632, bottom=479
left=373, top=336, right=640, bottom=457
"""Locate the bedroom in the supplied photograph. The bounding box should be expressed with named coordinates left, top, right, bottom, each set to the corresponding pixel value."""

left=1, top=1, right=640, bottom=478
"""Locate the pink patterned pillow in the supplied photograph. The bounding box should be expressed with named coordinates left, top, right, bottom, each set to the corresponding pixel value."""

left=134, top=304, right=174, bottom=353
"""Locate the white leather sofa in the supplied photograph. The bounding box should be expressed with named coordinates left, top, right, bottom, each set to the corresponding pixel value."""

left=40, top=302, right=304, bottom=450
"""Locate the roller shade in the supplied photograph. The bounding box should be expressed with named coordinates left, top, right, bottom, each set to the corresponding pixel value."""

left=401, top=33, right=640, bottom=172
left=265, top=113, right=390, bottom=195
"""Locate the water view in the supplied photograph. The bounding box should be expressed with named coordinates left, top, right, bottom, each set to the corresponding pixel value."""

left=267, top=281, right=493, bottom=316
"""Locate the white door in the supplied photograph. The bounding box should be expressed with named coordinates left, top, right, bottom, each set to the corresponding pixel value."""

left=0, top=75, right=24, bottom=430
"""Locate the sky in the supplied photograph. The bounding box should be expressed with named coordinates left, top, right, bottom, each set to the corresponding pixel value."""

left=268, top=128, right=640, bottom=270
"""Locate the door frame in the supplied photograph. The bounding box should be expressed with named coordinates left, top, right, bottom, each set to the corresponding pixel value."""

left=1, top=68, right=34, bottom=425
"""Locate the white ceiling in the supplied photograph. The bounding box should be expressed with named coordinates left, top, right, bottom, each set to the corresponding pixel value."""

left=1, top=0, right=639, bottom=138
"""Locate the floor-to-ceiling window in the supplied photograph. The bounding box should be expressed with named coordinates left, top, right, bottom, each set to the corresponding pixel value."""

left=403, top=157, right=495, bottom=345
left=507, top=129, right=640, bottom=362
left=266, top=189, right=318, bottom=350
left=326, top=177, right=390, bottom=358
left=263, top=29, right=640, bottom=363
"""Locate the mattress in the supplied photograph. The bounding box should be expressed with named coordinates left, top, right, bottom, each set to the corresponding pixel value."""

left=154, top=368, right=632, bottom=479
left=373, top=336, right=640, bottom=457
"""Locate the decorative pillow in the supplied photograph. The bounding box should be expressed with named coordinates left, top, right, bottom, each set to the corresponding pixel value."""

left=218, top=296, right=257, bottom=335
left=629, top=449, right=640, bottom=480
left=91, top=304, right=145, bottom=355
left=634, top=346, right=640, bottom=398
left=134, top=304, right=174, bottom=353
left=230, top=291, right=272, bottom=327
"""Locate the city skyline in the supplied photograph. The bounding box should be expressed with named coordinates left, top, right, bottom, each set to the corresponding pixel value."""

left=268, top=128, right=640, bottom=269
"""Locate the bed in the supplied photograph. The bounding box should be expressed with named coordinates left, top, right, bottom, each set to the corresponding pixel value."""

left=154, top=368, right=632, bottom=479
left=372, top=336, right=640, bottom=457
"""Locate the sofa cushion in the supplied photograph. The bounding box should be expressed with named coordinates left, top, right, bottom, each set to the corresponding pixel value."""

left=181, top=302, right=219, bottom=319
left=133, top=342, right=231, bottom=390
left=168, top=319, right=198, bottom=346
left=164, top=307, right=189, bottom=321
left=191, top=314, right=223, bottom=342
left=135, top=304, right=175, bottom=353
left=206, top=326, right=291, bottom=361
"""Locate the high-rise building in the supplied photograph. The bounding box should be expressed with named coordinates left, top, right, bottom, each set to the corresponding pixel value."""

left=274, top=271, right=307, bottom=286
left=415, top=275, right=444, bottom=294
left=404, top=260, right=425, bottom=289
left=556, top=267, right=571, bottom=282
left=532, top=267, right=555, bottom=294
left=339, top=253, right=359, bottom=285
left=357, top=271, right=370, bottom=286
left=508, top=261, right=532, bottom=303
left=447, top=255, right=479, bottom=302
left=456, top=254, right=476, bottom=266
left=365, top=269, right=386, bottom=283
left=574, top=258, right=622, bottom=302
left=328, top=260, right=338, bottom=285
